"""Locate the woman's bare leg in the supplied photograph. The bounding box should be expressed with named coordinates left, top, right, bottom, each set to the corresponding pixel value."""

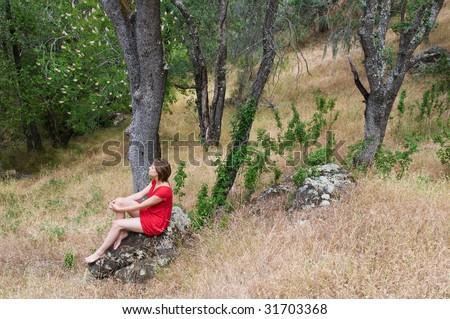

left=84, top=217, right=144, bottom=263
left=109, top=198, right=140, bottom=249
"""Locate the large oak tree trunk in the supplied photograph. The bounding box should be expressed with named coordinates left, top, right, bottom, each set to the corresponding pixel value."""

left=350, top=0, right=444, bottom=166
left=101, top=0, right=167, bottom=192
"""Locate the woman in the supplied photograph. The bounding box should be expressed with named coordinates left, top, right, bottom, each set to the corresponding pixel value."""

left=84, top=158, right=172, bottom=263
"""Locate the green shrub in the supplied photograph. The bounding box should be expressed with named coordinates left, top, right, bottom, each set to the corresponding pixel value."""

left=63, top=252, right=75, bottom=269
left=292, top=167, right=309, bottom=186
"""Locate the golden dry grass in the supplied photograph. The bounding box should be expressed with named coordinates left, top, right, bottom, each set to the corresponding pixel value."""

left=1, top=5, right=449, bottom=298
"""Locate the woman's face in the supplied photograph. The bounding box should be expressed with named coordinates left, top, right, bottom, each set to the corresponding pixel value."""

left=148, top=164, right=158, bottom=179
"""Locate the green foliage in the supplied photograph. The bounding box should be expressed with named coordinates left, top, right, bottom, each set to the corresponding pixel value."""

left=433, top=123, right=450, bottom=167
left=63, top=252, right=75, bottom=269
left=414, top=84, right=447, bottom=121
left=213, top=99, right=258, bottom=202
left=305, top=146, right=328, bottom=166
left=188, top=184, right=215, bottom=230
left=292, top=166, right=309, bottom=186
left=41, top=223, right=66, bottom=241
left=190, top=100, right=258, bottom=230
left=284, top=105, right=307, bottom=147
left=374, top=136, right=420, bottom=179
left=381, top=46, right=396, bottom=70
left=211, top=161, right=232, bottom=207
left=0, top=0, right=129, bottom=149
left=325, top=0, right=365, bottom=56
left=394, top=85, right=448, bottom=137
left=391, top=0, right=437, bottom=35
left=425, top=54, right=450, bottom=92
left=0, top=209, right=21, bottom=234
left=243, top=146, right=267, bottom=199
left=397, top=89, right=407, bottom=116
left=393, top=84, right=449, bottom=168
left=240, top=94, right=339, bottom=197
left=344, top=139, right=367, bottom=171
left=173, top=161, right=188, bottom=198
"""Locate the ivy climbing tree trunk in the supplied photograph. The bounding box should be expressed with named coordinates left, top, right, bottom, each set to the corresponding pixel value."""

left=171, top=0, right=228, bottom=146
left=351, top=0, right=444, bottom=166
left=212, top=0, right=279, bottom=202
left=101, top=0, right=167, bottom=191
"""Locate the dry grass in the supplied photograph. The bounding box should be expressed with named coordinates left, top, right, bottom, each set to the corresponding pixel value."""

left=1, top=5, right=449, bottom=298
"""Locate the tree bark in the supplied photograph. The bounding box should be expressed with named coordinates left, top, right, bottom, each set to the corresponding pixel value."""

left=352, top=0, right=444, bottom=165
left=207, top=0, right=228, bottom=146
left=224, top=0, right=279, bottom=194
left=172, top=0, right=228, bottom=146
left=171, top=0, right=209, bottom=140
left=46, top=107, right=74, bottom=148
left=101, top=0, right=167, bottom=192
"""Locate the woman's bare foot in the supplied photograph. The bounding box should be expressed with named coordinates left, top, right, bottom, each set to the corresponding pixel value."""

left=113, top=230, right=129, bottom=250
left=84, top=252, right=104, bottom=264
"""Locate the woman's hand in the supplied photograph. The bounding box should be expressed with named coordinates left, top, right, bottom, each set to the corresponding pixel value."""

left=109, top=201, right=123, bottom=212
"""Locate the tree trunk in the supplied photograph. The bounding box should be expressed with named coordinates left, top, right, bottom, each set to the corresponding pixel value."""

left=351, top=0, right=444, bottom=166
left=171, top=0, right=209, bottom=140
left=357, top=94, right=390, bottom=165
left=172, top=0, right=228, bottom=146
left=206, top=0, right=228, bottom=146
left=101, top=0, right=167, bottom=192
left=46, top=107, right=74, bottom=149
left=222, top=0, right=279, bottom=196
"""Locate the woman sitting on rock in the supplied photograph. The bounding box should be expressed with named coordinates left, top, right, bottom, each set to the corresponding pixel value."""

left=84, top=158, right=173, bottom=263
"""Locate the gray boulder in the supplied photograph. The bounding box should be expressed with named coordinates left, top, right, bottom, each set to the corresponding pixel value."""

left=289, top=163, right=354, bottom=212
left=87, top=206, right=190, bottom=283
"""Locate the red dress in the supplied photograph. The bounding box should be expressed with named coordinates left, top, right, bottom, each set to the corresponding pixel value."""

left=139, top=179, right=173, bottom=236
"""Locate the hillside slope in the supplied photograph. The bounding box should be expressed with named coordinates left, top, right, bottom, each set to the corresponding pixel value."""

left=0, top=3, right=449, bottom=298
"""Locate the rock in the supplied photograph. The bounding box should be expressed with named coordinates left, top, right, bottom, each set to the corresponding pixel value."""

left=257, top=184, right=293, bottom=200
left=288, top=164, right=354, bottom=213
left=87, top=206, right=190, bottom=283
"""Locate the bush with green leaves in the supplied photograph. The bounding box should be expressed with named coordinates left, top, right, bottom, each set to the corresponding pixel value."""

left=63, top=252, right=75, bottom=269
left=433, top=125, right=450, bottom=168
left=394, top=83, right=449, bottom=168
left=188, top=184, right=215, bottom=230
left=394, top=84, right=449, bottom=139
left=173, top=161, right=188, bottom=199
left=246, top=94, right=339, bottom=193
left=0, top=0, right=129, bottom=149
left=374, top=136, right=420, bottom=179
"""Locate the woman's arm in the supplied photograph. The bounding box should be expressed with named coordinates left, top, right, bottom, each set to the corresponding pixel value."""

left=125, top=183, right=152, bottom=201
left=109, top=195, right=163, bottom=213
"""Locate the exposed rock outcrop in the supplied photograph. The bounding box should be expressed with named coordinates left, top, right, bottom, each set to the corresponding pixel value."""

left=253, top=164, right=355, bottom=218
left=87, top=206, right=190, bottom=283
left=289, top=163, right=354, bottom=211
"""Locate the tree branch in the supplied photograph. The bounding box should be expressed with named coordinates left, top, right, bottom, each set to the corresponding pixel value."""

left=173, top=84, right=196, bottom=90
left=409, top=45, right=448, bottom=68
left=348, top=58, right=369, bottom=102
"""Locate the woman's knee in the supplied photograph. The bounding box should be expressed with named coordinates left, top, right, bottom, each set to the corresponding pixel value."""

left=114, top=197, right=126, bottom=205
left=111, top=219, right=124, bottom=230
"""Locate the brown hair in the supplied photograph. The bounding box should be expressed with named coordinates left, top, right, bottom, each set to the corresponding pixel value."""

left=153, top=158, right=171, bottom=182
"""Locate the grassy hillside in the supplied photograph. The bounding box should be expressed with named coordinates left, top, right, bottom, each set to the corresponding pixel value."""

left=0, top=4, right=449, bottom=298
